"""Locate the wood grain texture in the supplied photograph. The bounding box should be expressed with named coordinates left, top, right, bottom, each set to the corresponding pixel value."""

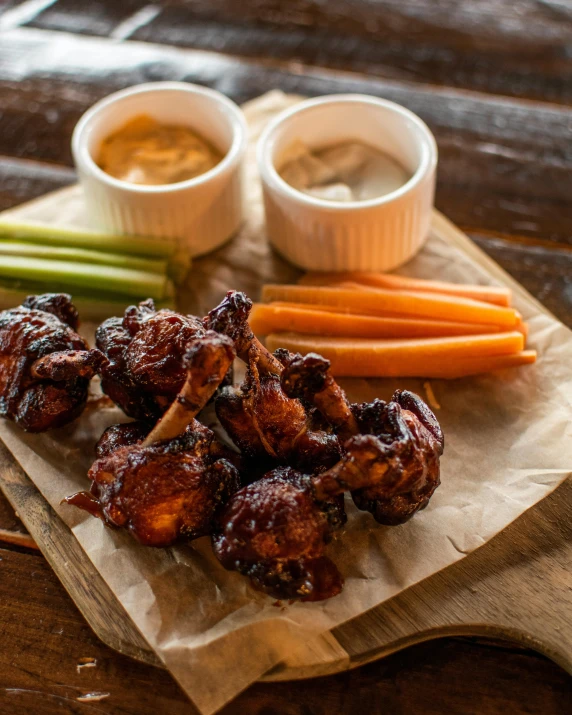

left=0, top=440, right=162, bottom=669
left=19, top=0, right=572, bottom=105
left=0, top=489, right=25, bottom=535
left=0, top=546, right=192, bottom=715
left=2, top=543, right=570, bottom=715
left=0, top=28, right=570, bottom=247
left=0, top=156, right=75, bottom=211
left=0, top=527, right=36, bottom=549
left=469, top=234, right=572, bottom=328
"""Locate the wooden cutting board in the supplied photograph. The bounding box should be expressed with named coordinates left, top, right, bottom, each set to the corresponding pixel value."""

left=1, top=211, right=571, bottom=683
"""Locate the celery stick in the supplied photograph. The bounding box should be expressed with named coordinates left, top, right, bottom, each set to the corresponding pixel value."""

left=0, top=240, right=168, bottom=274
left=0, top=284, right=173, bottom=320
left=0, top=219, right=176, bottom=258
left=0, top=256, right=173, bottom=300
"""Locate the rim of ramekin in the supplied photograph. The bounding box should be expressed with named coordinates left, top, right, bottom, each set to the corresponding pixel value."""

left=257, top=94, right=438, bottom=210
left=72, top=81, right=248, bottom=194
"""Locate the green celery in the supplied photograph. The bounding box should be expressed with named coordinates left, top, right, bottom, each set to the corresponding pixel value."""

left=0, top=240, right=168, bottom=274
left=0, top=219, right=177, bottom=258
left=0, top=256, right=173, bottom=301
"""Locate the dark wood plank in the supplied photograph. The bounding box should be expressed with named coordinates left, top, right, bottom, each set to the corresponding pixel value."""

left=20, top=0, right=148, bottom=36
left=1, top=546, right=571, bottom=715
left=0, top=440, right=163, bottom=668
left=0, top=1, right=20, bottom=14
left=20, top=0, right=572, bottom=105
left=0, top=547, right=191, bottom=715
left=469, top=233, right=572, bottom=327
left=0, top=156, right=75, bottom=211
left=0, top=29, right=570, bottom=246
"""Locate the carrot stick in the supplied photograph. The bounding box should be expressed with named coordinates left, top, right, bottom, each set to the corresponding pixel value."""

left=250, top=303, right=504, bottom=338
left=433, top=350, right=537, bottom=378
left=516, top=319, right=529, bottom=339
left=262, top=284, right=519, bottom=329
left=299, top=271, right=512, bottom=307
left=265, top=332, right=526, bottom=378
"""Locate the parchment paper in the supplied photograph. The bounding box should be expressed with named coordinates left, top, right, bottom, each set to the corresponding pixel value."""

left=1, top=92, right=572, bottom=715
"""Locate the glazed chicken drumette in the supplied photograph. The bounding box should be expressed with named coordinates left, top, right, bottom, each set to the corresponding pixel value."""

left=280, top=353, right=444, bottom=525
left=65, top=332, right=240, bottom=547
left=0, top=294, right=105, bottom=432
left=95, top=298, right=229, bottom=422
left=206, top=291, right=341, bottom=473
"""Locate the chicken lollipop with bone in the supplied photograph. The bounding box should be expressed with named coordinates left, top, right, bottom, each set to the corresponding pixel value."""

left=0, top=294, right=105, bottom=432
left=65, top=332, right=240, bottom=546
left=96, top=298, right=232, bottom=422
left=281, top=353, right=444, bottom=525
left=206, top=291, right=341, bottom=473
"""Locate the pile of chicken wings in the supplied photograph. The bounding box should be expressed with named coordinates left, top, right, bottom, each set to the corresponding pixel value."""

left=0, top=292, right=444, bottom=601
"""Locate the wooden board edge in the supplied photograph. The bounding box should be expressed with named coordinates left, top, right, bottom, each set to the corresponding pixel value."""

left=0, top=441, right=164, bottom=670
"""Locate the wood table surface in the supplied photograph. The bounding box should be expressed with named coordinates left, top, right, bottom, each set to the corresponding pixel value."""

left=0, top=1, right=571, bottom=713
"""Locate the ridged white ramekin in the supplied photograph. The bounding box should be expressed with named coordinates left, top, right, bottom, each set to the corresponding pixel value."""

left=72, top=82, right=247, bottom=257
left=257, top=94, right=437, bottom=272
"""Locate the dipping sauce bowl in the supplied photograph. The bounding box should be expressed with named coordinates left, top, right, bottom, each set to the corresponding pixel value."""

left=72, top=82, right=248, bottom=257
left=257, top=94, right=438, bottom=272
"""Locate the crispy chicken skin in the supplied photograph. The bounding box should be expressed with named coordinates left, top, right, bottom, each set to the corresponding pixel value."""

left=348, top=392, right=444, bottom=525
left=205, top=290, right=282, bottom=374
left=66, top=332, right=240, bottom=546
left=95, top=421, right=151, bottom=458
left=279, top=351, right=359, bottom=440
left=212, top=467, right=346, bottom=601
left=208, top=292, right=341, bottom=472
left=215, top=356, right=341, bottom=471
left=281, top=354, right=443, bottom=524
left=212, top=389, right=443, bottom=600
left=0, top=294, right=105, bottom=432
left=56, top=290, right=445, bottom=602
left=96, top=299, right=209, bottom=421
left=84, top=420, right=240, bottom=546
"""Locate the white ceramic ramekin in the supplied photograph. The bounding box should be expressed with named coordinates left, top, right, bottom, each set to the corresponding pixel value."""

left=72, top=82, right=247, bottom=257
left=257, top=94, right=437, bottom=272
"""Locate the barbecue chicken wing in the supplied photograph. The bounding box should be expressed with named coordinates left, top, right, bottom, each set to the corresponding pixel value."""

left=212, top=437, right=405, bottom=601
left=207, top=292, right=341, bottom=472
left=0, top=294, right=105, bottom=432
left=65, top=332, right=240, bottom=546
left=96, top=299, right=215, bottom=422
left=348, top=391, right=444, bottom=525
left=212, top=467, right=348, bottom=601
left=281, top=353, right=444, bottom=525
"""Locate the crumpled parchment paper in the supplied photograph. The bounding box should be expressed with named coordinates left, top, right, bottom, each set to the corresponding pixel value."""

left=1, top=92, right=571, bottom=715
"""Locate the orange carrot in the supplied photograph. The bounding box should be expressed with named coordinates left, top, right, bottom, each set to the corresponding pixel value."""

left=516, top=319, right=529, bottom=339
left=250, top=302, right=504, bottom=338
left=264, top=332, right=527, bottom=378
left=299, top=271, right=512, bottom=307
left=262, top=284, right=519, bottom=329
left=432, top=350, right=537, bottom=378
